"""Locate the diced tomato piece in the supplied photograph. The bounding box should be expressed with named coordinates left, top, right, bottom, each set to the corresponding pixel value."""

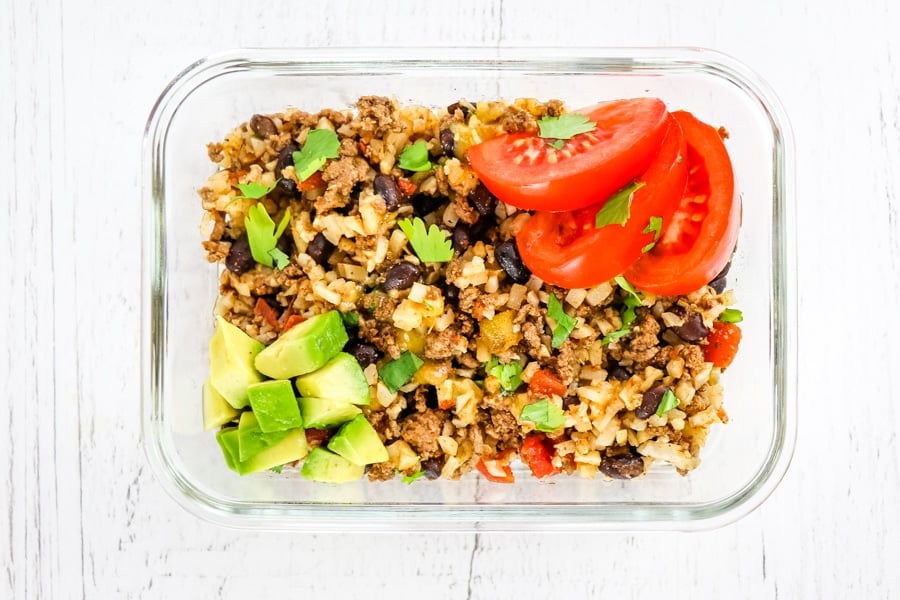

left=254, top=297, right=280, bottom=329
left=476, top=450, right=515, bottom=483
left=282, top=313, right=306, bottom=332
left=397, top=177, right=417, bottom=196
left=520, top=434, right=560, bottom=479
left=703, top=321, right=742, bottom=368
left=297, top=171, right=325, bottom=191
left=529, top=370, right=567, bottom=398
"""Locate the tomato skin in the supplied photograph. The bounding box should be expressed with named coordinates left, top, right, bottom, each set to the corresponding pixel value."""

left=529, top=370, right=568, bottom=398
left=476, top=450, right=515, bottom=483
left=624, top=110, right=740, bottom=295
left=520, top=434, right=560, bottom=479
left=515, top=116, right=687, bottom=289
left=467, top=98, right=669, bottom=212
left=703, top=321, right=742, bottom=368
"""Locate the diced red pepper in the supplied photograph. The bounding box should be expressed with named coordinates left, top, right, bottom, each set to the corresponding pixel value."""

left=282, top=313, right=306, bottom=332
left=297, top=171, right=325, bottom=191
left=476, top=450, right=515, bottom=483
left=254, top=297, right=281, bottom=330
left=397, top=177, right=417, bottom=196
left=529, top=369, right=567, bottom=398
left=520, top=434, right=560, bottom=479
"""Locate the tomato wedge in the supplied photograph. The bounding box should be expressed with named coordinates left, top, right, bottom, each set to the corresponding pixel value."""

left=515, top=116, right=687, bottom=288
left=520, top=434, right=560, bottom=479
left=624, top=111, right=740, bottom=295
left=467, top=98, right=669, bottom=211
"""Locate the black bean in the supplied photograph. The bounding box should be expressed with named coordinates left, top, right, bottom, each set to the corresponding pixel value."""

left=494, top=240, right=531, bottom=284
left=249, top=114, right=277, bottom=138
left=447, top=102, right=471, bottom=119
left=468, top=184, right=496, bottom=217
left=346, top=340, right=380, bottom=368
left=443, top=283, right=459, bottom=304
left=306, top=232, right=334, bottom=266
left=708, top=261, right=731, bottom=293
left=382, top=261, right=420, bottom=291
left=421, top=457, right=444, bottom=480
left=276, top=232, right=292, bottom=257
left=599, top=454, right=646, bottom=480
left=412, top=195, right=445, bottom=217
left=276, top=143, right=300, bottom=194
left=674, top=313, right=709, bottom=342
left=635, top=384, right=670, bottom=419
left=608, top=365, right=632, bottom=382
left=373, top=174, right=402, bottom=211
left=451, top=224, right=471, bottom=253
left=439, top=128, right=455, bottom=156
left=225, top=234, right=254, bottom=274
left=562, top=396, right=580, bottom=410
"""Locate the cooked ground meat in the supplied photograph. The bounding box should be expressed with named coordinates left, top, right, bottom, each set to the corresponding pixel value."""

left=400, top=410, right=447, bottom=459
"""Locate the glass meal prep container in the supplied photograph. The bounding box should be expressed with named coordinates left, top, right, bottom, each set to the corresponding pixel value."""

left=141, top=47, right=796, bottom=531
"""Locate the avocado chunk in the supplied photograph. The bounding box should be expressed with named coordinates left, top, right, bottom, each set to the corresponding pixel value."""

left=203, top=378, right=240, bottom=431
left=247, top=379, right=303, bottom=432
left=254, top=310, right=349, bottom=379
left=295, top=352, right=371, bottom=406
left=326, top=414, right=389, bottom=466
left=237, top=411, right=290, bottom=461
left=209, top=316, right=265, bottom=409
left=299, top=396, right=362, bottom=429
left=300, top=447, right=364, bottom=483
left=216, top=428, right=241, bottom=471
left=217, top=424, right=307, bottom=475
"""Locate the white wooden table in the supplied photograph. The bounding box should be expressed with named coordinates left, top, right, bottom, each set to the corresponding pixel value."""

left=4, top=0, right=899, bottom=597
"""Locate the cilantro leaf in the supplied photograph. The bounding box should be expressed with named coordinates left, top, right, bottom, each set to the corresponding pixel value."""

left=485, top=357, right=523, bottom=394
left=614, top=276, right=641, bottom=304
left=402, top=470, right=425, bottom=484
left=655, top=389, right=679, bottom=416
left=594, top=182, right=646, bottom=229
left=547, top=139, right=565, bottom=150
left=537, top=114, right=596, bottom=142
left=719, top=308, right=743, bottom=323
left=547, top=293, right=577, bottom=348
left=234, top=179, right=279, bottom=202
left=341, top=311, right=360, bottom=328
left=245, top=205, right=292, bottom=269
left=601, top=329, right=631, bottom=346
left=269, top=465, right=284, bottom=474
left=398, top=140, right=434, bottom=172
left=641, top=216, right=663, bottom=253
left=378, top=350, right=424, bottom=393
left=600, top=278, right=643, bottom=345
left=397, top=217, right=453, bottom=262
left=519, top=399, right=567, bottom=432
left=292, top=129, right=340, bottom=182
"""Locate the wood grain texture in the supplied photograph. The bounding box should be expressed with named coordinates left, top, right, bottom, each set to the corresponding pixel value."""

left=3, top=0, right=900, bottom=597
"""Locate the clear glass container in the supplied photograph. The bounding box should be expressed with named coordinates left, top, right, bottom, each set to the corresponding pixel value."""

left=141, top=47, right=796, bottom=531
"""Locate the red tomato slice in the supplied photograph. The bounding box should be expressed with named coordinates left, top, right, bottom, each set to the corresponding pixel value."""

left=624, top=110, right=740, bottom=295
left=520, top=434, right=560, bottom=479
left=467, top=98, right=669, bottom=211
left=515, top=116, right=687, bottom=289
left=476, top=450, right=515, bottom=483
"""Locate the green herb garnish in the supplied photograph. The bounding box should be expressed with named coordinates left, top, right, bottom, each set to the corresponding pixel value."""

left=594, top=182, right=646, bottom=229
left=719, top=308, right=743, bottom=323
left=642, top=216, right=663, bottom=253
left=614, top=276, right=641, bottom=304
left=600, top=278, right=643, bottom=345
left=269, top=465, right=284, bottom=474
left=341, top=311, right=360, bottom=327
left=402, top=470, right=425, bottom=484
left=519, top=399, right=567, bottom=433
left=655, top=389, right=679, bottom=416
left=245, top=204, right=292, bottom=269
left=485, top=357, right=523, bottom=394
left=537, top=113, right=596, bottom=143
left=378, top=350, right=424, bottom=393
left=233, top=179, right=279, bottom=202
left=601, top=329, right=631, bottom=345
left=397, top=140, right=434, bottom=172
left=397, top=217, right=453, bottom=263
left=547, top=292, right=577, bottom=348
left=292, top=129, right=340, bottom=182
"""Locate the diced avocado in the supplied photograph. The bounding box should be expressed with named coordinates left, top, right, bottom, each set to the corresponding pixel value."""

left=254, top=311, right=349, bottom=379
left=203, top=378, right=240, bottom=431
left=326, top=414, right=389, bottom=466
left=295, top=352, right=371, bottom=406
left=300, top=447, right=364, bottom=483
left=299, top=396, right=362, bottom=429
left=247, top=379, right=303, bottom=432
left=216, top=428, right=241, bottom=472
left=236, top=428, right=308, bottom=475
left=237, top=411, right=290, bottom=462
left=209, top=316, right=265, bottom=409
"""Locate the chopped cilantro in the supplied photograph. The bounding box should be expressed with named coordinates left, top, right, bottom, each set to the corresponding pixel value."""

left=641, top=216, right=663, bottom=253
left=547, top=139, right=565, bottom=150
left=519, top=399, right=567, bottom=433
left=601, top=278, right=643, bottom=345
left=614, top=276, right=641, bottom=304
left=547, top=292, right=577, bottom=348
left=398, top=140, right=434, bottom=172
left=269, top=465, right=283, bottom=474
left=655, top=389, right=679, bottom=416
left=719, top=308, right=743, bottom=323
left=341, top=311, right=360, bottom=327
left=537, top=113, right=596, bottom=143
left=233, top=179, right=279, bottom=202
left=601, top=329, right=631, bottom=346
left=402, top=470, right=425, bottom=484
left=245, top=204, right=292, bottom=269
left=485, top=357, right=523, bottom=394
left=292, top=129, right=340, bottom=182
left=594, top=182, right=646, bottom=229
left=397, top=217, right=453, bottom=262
left=378, top=350, right=424, bottom=393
